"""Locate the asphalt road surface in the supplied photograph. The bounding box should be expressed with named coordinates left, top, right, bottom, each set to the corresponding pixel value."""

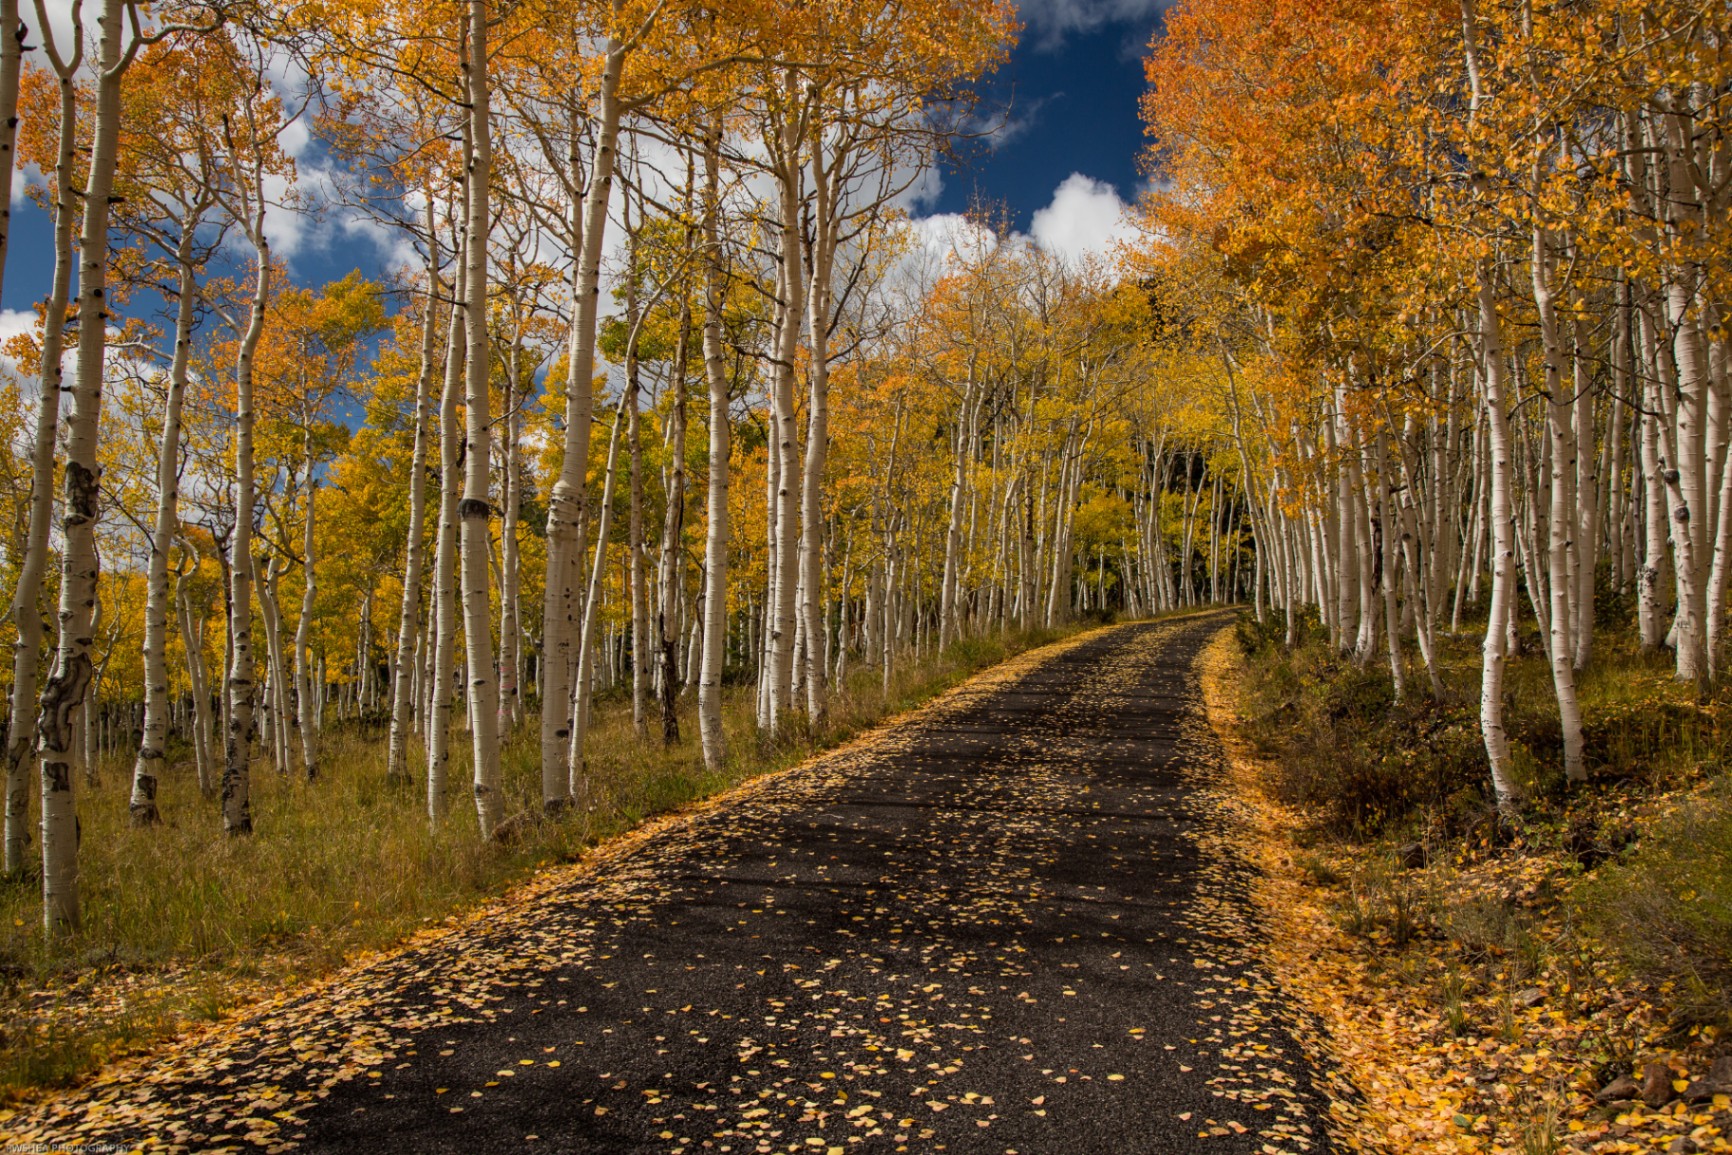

left=5, top=614, right=1338, bottom=1154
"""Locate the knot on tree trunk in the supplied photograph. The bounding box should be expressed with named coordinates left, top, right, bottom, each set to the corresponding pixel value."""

left=63, top=460, right=100, bottom=521
left=36, top=651, right=92, bottom=757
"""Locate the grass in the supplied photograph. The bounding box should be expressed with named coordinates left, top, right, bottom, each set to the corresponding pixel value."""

left=1576, top=777, right=1732, bottom=1026
left=0, top=622, right=1080, bottom=1102
left=1232, top=590, right=1732, bottom=1131
left=1219, top=595, right=1732, bottom=1150
left=1234, top=603, right=1731, bottom=841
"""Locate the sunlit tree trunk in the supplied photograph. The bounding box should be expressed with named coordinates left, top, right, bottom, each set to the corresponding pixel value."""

left=542, top=40, right=623, bottom=810
left=387, top=234, right=440, bottom=785
left=129, top=225, right=202, bottom=824
left=697, top=130, right=731, bottom=770
left=459, top=0, right=502, bottom=837
left=40, top=0, right=134, bottom=927
left=428, top=252, right=466, bottom=821
left=4, top=44, right=77, bottom=875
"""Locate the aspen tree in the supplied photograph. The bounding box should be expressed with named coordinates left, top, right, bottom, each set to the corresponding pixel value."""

left=696, top=126, right=732, bottom=770
left=127, top=176, right=214, bottom=824
left=459, top=0, right=502, bottom=837
left=217, top=54, right=282, bottom=838
left=4, top=7, right=81, bottom=874
left=387, top=204, right=442, bottom=785
left=37, top=0, right=193, bottom=925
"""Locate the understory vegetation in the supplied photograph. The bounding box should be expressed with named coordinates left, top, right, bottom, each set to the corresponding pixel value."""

left=1230, top=611, right=1732, bottom=1151
left=0, top=623, right=1072, bottom=1102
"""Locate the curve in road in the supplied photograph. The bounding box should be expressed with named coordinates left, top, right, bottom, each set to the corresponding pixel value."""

left=4, top=614, right=1338, bottom=1155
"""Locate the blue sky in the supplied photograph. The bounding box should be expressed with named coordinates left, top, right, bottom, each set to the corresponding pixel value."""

left=929, top=1, right=1166, bottom=230
left=2, top=0, right=1169, bottom=324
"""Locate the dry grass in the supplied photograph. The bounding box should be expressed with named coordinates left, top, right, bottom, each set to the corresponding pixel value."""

left=0, top=624, right=1074, bottom=1101
left=1222, top=607, right=1732, bottom=1153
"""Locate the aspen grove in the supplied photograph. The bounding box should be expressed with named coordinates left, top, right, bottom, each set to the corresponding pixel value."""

left=1137, top=0, right=1732, bottom=820
left=0, top=0, right=1271, bottom=936
left=8, top=0, right=1725, bottom=946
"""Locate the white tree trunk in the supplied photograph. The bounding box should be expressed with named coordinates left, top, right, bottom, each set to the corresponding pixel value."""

left=1475, top=262, right=1524, bottom=817
left=176, top=575, right=214, bottom=796
left=541, top=39, right=624, bottom=810
left=569, top=396, right=629, bottom=802
left=765, top=80, right=807, bottom=732
left=626, top=278, right=650, bottom=739
left=387, top=234, right=439, bottom=784
left=294, top=452, right=318, bottom=780
left=4, top=48, right=76, bottom=874
left=129, top=229, right=200, bottom=824
left=696, top=131, right=731, bottom=770
left=459, top=0, right=502, bottom=838
left=40, top=0, right=130, bottom=927
left=427, top=259, right=466, bottom=821
left=1532, top=221, right=1586, bottom=781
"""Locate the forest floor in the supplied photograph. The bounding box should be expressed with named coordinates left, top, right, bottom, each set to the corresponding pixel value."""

left=0, top=624, right=1079, bottom=1104
left=1208, top=621, right=1732, bottom=1155
left=0, top=612, right=1347, bottom=1154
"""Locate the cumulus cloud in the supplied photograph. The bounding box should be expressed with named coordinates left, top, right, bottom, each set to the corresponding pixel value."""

left=902, top=172, right=1139, bottom=275
left=1029, top=173, right=1137, bottom=262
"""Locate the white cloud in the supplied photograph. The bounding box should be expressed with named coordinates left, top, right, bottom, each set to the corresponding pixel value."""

left=895, top=162, right=945, bottom=215
left=10, top=162, right=43, bottom=207
left=0, top=308, right=35, bottom=372
left=911, top=213, right=997, bottom=263
left=1029, top=173, right=1136, bottom=262
left=1016, top=0, right=1173, bottom=45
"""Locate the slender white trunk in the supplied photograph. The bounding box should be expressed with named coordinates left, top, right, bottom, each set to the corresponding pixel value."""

left=459, top=0, right=502, bottom=837
left=541, top=40, right=623, bottom=810
left=4, top=47, right=76, bottom=873
left=41, top=0, right=131, bottom=926
left=569, top=395, right=629, bottom=802
left=176, top=576, right=214, bottom=796
left=129, top=227, right=201, bottom=824
left=1475, top=262, right=1524, bottom=817
left=696, top=131, right=731, bottom=770
left=1531, top=221, right=1586, bottom=781
left=766, top=77, right=806, bottom=732
left=498, top=339, right=523, bottom=731
left=428, top=258, right=466, bottom=821
left=294, top=449, right=317, bottom=780
left=387, top=235, right=440, bottom=783
left=626, top=281, right=650, bottom=739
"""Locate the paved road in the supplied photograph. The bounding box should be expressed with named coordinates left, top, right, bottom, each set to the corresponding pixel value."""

left=5, top=615, right=1336, bottom=1154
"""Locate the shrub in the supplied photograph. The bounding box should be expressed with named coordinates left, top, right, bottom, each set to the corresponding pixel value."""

left=1237, top=631, right=1489, bottom=837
